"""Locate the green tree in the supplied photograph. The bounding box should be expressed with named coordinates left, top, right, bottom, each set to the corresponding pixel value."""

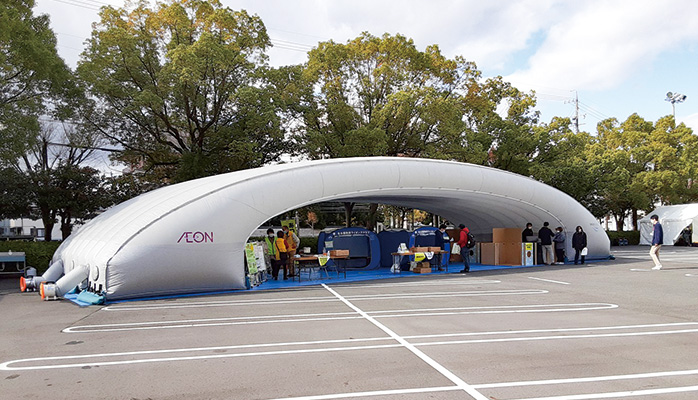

left=633, top=116, right=698, bottom=206
left=529, top=117, right=598, bottom=213
left=78, top=0, right=286, bottom=182
left=293, top=32, right=478, bottom=160
left=52, top=164, right=111, bottom=239
left=463, top=77, right=540, bottom=174
left=0, top=0, right=76, bottom=164
left=8, top=123, right=108, bottom=240
left=584, top=115, right=654, bottom=230
left=0, top=167, right=32, bottom=219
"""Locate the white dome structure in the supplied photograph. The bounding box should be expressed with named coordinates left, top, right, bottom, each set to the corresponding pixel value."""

left=29, top=157, right=610, bottom=301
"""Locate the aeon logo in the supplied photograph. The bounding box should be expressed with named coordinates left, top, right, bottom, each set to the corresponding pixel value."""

left=177, top=231, right=214, bottom=243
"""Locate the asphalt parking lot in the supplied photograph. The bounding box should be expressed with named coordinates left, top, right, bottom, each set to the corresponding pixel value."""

left=1, top=245, right=697, bottom=400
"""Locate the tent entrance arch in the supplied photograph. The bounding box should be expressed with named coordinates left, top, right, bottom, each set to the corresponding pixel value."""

left=29, top=157, right=610, bottom=301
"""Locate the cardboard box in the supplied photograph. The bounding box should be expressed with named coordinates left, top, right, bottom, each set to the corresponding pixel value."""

left=329, top=249, right=349, bottom=257
left=492, top=228, right=522, bottom=244
left=411, top=246, right=430, bottom=252
left=498, top=242, right=522, bottom=265
left=427, top=246, right=441, bottom=252
left=420, top=261, right=431, bottom=269
left=480, top=242, right=500, bottom=265
left=413, top=267, right=431, bottom=273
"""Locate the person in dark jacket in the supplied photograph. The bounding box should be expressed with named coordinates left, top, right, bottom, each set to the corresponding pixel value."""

left=522, top=223, right=534, bottom=242
left=553, top=226, right=566, bottom=264
left=650, top=214, right=664, bottom=270
left=572, top=226, right=587, bottom=265
left=538, top=222, right=555, bottom=265
left=434, top=224, right=450, bottom=271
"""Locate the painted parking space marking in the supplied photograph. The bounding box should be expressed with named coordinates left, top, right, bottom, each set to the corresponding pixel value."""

left=64, top=303, right=617, bottom=333
left=7, top=322, right=697, bottom=371
left=102, top=289, right=548, bottom=312
left=266, top=385, right=462, bottom=400
left=686, top=273, right=697, bottom=277
left=321, top=283, right=490, bottom=400
left=329, top=279, right=502, bottom=289
left=528, top=277, right=571, bottom=285
left=508, top=384, right=698, bottom=400
left=267, top=367, right=698, bottom=400
left=473, top=367, right=698, bottom=389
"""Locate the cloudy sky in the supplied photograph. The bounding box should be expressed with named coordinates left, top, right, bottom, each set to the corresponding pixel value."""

left=35, top=0, right=698, bottom=134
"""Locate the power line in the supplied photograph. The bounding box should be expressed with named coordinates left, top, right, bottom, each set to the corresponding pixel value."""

left=52, top=0, right=100, bottom=11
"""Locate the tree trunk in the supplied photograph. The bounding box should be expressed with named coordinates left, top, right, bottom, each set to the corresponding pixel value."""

left=365, top=203, right=379, bottom=231
left=41, top=209, right=55, bottom=242
left=60, top=212, right=72, bottom=240
left=343, top=202, right=355, bottom=227
left=631, top=208, right=639, bottom=231
left=614, top=214, right=624, bottom=232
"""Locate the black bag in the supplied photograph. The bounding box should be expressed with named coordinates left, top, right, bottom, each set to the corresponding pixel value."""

left=466, top=232, right=476, bottom=248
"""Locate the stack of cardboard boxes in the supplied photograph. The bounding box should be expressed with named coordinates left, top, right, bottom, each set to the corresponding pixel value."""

left=411, top=246, right=440, bottom=273
left=480, top=228, right=523, bottom=266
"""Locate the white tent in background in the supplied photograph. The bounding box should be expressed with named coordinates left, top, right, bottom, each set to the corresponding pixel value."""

left=25, top=157, right=611, bottom=302
left=639, top=204, right=698, bottom=245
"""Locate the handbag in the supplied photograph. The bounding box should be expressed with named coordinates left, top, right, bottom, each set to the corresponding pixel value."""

left=580, top=247, right=588, bottom=256
left=451, top=243, right=461, bottom=254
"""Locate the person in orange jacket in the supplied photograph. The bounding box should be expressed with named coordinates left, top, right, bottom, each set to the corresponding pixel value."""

left=283, top=225, right=300, bottom=277
left=273, top=230, right=288, bottom=280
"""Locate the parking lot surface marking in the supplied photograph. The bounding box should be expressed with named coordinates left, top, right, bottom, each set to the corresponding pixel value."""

left=321, top=283, right=489, bottom=400
left=528, top=277, right=571, bottom=285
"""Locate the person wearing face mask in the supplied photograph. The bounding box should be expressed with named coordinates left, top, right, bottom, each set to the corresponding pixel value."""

left=434, top=224, right=450, bottom=271
left=263, top=228, right=276, bottom=276
left=572, top=226, right=587, bottom=265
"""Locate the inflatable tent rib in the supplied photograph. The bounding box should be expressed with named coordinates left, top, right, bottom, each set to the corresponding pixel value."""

left=25, top=157, right=610, bottom=301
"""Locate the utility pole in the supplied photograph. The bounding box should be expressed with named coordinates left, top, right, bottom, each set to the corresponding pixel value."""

left=566, top=91, right=580, bottom=133
left=572, top=91, right=580, bottom=134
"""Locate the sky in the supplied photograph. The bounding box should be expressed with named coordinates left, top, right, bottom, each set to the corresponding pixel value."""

left=34, top=0, right=698, bottom=137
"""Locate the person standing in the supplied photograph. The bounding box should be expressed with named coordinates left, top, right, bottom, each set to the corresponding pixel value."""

left=650, top=214, right=664, bottom=270
left=434, top=224, right=450, bottom=271
left=572, top=226, right=587, bottom=265
left=522, top=223, right=534, bottom=242
left=538, top=222, right=555, bottom=265
left=283, top=225, right=300, bottom=277
left=457, top=224, right=471, bottom=273
left=553, top=226, right=566, bottom=264
left=273, top=230, right=288, bottom=280
left=263, top=228, right=276, bottom=274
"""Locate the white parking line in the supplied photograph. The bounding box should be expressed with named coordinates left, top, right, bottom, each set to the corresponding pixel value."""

left=64, top=303, right=617, bottom=333
left=321, top=283, right=489, bottom=400
left=329, top=279, right=502, bottom=289
left=510, top=385, right=698, bottom=400
left=102, top=289, right=548, bottom=311
left=528, top=277, right=570, bottom=285
left=474, top=367, right=698, bottom=389
left=6, top=322, right=696, bottom=371
left=266, top=385, right=461, bottom=400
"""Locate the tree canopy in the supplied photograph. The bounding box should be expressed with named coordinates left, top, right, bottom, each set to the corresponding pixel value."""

left=77, top=0, right=288, bottom=182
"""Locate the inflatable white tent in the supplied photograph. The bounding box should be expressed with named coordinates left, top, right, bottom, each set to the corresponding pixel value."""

left=23, top=157, right=610, bottom=301
left=639, top=204, right=698, bottom=245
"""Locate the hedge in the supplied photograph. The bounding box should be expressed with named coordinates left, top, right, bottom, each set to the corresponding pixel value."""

left=605, top=230, right=641, bottom=246
left=0, top=241, right=61, bottom=274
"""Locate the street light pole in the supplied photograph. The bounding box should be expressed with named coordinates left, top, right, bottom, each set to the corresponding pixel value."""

left=665, top=91, right=687, bottom=118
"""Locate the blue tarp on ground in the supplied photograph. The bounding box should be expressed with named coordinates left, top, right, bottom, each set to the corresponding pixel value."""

left=377, top=230, right=411, bottom=268
left=318, top=227, right=381, bottom=269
